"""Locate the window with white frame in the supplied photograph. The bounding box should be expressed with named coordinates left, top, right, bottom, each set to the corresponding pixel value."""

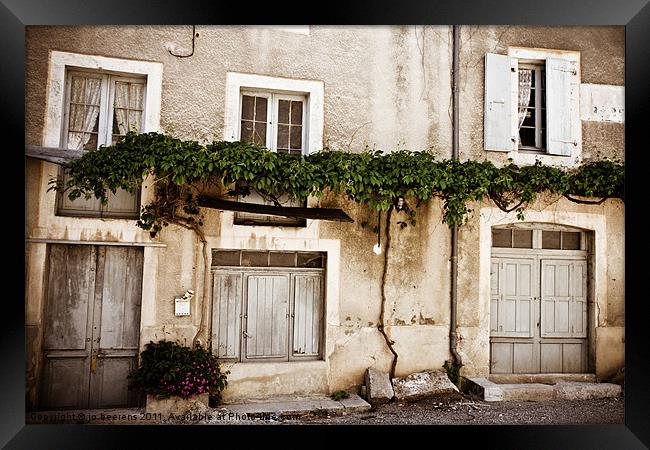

left=224, top=73, right=324, bottom=227
left=484, top=48, right=581, bottom=161
left=57, top=70, right=146, bottom=217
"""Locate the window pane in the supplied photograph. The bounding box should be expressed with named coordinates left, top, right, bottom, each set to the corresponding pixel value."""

left=277, top=124, right=289, bottom=149
left=519, top=127, right=536, bottom=147
left=528, top=87, right=535, bottom=106
left=542, top=231, right=561, bottom=249
left=240, top=120, right=253, bottom=143
left=255, top=96, right=267, bottom=122
left=269, top=252, right=297, bottom=267
left=253, top=122, right=267, bottom=146
left=297, top=252, right=324, bottom=268
left=70, top=76, right=86, bottom=104
left=128, top=110, right=142, bottom=132
left=492, top=229, right=512, bottom=248
left=278, top=100, right=290, bottom=124
left=212, top=250, right=241, bottom=266
left=241, top=251, right=269, bottom=267
left=562, top=232, right=581, bottom=250
left=129, top=83, right=145, bottom=109
left=68, top=104, right=85, bottom=131
left=83, top=132, right=98, bottom=151
left=291, top=101, right=303, bottom=125
left=241, top=95, right=255, bottom=120
left=522, top=109, right=535, bottom=127
left=114, top=82, right=129, bottom=108
left=290, top=125, right=302, bottom=150
left=512, top=229, right=533, bottom=248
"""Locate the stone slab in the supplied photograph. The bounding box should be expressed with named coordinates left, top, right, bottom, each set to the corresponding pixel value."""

left=554, top=382, right=622, bottom=400
left=145, top=393, right=209, bottom=415
left=365, top=367, right=394, bottom=406
left=392, top=370, right=459, bottom=402
left=222, top=394, right=369, bottom=418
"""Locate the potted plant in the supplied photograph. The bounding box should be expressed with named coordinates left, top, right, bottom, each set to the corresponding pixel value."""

left=129, top=340, right=229, bottom=415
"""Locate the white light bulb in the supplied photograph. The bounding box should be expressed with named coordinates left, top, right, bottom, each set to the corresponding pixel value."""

left=373, top=243, right=382, bottom=255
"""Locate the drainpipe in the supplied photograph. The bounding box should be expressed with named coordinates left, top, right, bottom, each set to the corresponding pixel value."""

left=449, top=25, right=463, bottom=367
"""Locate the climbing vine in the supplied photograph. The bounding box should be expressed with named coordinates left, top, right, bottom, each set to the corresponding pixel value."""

left=50, top=131, right=624, bottom=236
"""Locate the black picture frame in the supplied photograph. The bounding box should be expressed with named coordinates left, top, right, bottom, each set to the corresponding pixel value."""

left=5, top=0, right=649, bottom=447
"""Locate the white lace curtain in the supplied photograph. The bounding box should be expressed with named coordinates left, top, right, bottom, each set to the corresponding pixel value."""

left=67, top=76, right=102, bottom=150
left=114, top=82, right=144, bottom=137
left=518, top=69, right=533, bottom=129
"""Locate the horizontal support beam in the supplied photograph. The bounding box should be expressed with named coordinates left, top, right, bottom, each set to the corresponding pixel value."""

left=26, top=238, right=167, bottom=247
left=198, top=196, right=353, bottom=223
left=25, top=145, right=84, bottom=165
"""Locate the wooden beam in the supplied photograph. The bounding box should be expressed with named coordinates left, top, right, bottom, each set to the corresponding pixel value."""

left=197, top=196, right=353, bottom=223
left=25, top=145, right=84, bottom=165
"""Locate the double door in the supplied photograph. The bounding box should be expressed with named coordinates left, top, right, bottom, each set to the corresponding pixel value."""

left=490, top=255, right=588, bottom=373
left=40, top=244, right=143, bottom=409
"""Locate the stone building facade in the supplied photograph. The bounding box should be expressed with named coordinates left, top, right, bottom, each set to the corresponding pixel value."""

left=24, top=25, right=624, bottom=409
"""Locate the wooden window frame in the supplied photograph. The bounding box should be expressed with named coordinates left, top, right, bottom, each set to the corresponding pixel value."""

left=517, top=63, right=547, bottom=153
left=235, top=89, right=308, bottom=227
left=56, top=69, right=146, bottom=219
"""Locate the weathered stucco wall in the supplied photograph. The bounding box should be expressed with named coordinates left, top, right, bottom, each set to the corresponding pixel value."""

left=25, top=25, right=455, bottom=403
left=25, top=25, right=624, bottom=404
left=457, top=25, right=625, bottom=164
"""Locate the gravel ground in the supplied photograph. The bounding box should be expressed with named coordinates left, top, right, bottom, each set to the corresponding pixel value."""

left=27, top=393, right=624, bottom=425
left=290, top=394, right=625, bottom=426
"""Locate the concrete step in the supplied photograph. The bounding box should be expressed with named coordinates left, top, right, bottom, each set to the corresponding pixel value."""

left=489, top=373, right=597, bottom=384
left=219, top=394, right=371, bottom=418
left=465, top=377, right=622, bottom=402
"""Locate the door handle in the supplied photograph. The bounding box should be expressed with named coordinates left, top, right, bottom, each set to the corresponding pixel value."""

left=243, top=331, right=251, bottom=339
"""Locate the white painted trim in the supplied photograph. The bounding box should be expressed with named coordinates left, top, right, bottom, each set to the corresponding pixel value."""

left=25, top=238, right=166, bottom=247
left=224, top=72, right=324, bottom=155
left=503, top=47, right=582, bottom=167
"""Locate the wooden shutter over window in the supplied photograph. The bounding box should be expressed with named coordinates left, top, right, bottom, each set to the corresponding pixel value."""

left=546, top=58, right=575, bottom=156
left=292, top=274, right=323, bottom=357
left=484, top=53, right=512, bottom=152
left=211, top=273, right=243, bottom=359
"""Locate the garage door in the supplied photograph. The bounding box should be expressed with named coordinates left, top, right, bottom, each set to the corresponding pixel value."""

left=39, top=244, right=143, bottom=410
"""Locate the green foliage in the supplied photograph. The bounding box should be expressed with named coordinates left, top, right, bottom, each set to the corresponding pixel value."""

left=443, top=360, right=462, bottom=385
left=129, top=340, right=229, bottom=403
left=330, top=390, right=350, bottom=401
left=51, top=132, right=625, bottom=235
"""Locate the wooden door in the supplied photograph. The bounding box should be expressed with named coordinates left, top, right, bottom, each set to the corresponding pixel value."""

left=243, top=274, right=290, bottom=360
left=40, top=245, right=143, bottom=410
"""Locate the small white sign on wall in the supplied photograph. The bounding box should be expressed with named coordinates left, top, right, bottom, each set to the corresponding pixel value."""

left=175, top=298, right=190, bottom=316
left=580, top=84, right=625, bottom=123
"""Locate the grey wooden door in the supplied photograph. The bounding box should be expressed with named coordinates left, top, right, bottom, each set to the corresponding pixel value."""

left=40, top=244, right=143, bottom=410
left=490, top=255, right=587, bottom=374
left=243, top=274, right=290, bottom=360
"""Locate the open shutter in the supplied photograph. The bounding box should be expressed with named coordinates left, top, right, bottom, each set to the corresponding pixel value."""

left=484, top=53, right=512, bottom=151
left=546, top=58, right=575, bottom=156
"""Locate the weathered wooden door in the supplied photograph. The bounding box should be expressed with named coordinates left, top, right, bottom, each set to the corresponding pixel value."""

left=490, top=255, right=588, bottom=374
left=40, top=244, right=143, bottom=410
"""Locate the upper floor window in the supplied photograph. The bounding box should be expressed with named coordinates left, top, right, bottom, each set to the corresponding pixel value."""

left=57, top=70, right=145, bottom=218
left=224, top=73, right=324, bottom=227
left=484, top=48, right=581, bottom=165
left=239, top=91, right=306, bottom=155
